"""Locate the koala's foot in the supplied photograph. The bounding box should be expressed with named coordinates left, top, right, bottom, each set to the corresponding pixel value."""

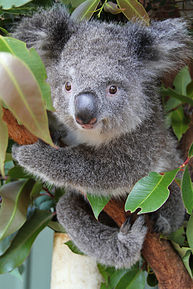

left=115, top=215, right=147, bottom=268
left=150, top=214, right=171, bottom=234
left=118, top=215, right=147, bottom=245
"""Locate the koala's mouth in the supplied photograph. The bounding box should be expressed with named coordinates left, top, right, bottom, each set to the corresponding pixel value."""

left=76, top=117, right=97, bottom=130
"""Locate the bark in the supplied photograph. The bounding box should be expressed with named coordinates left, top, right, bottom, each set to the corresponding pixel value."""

left=3, top=108, right=193, bottom=289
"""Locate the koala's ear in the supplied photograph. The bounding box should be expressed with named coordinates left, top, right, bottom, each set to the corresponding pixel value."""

left=128, top=19, right=192, bottom=75
left=12, top=5, right=77, bottom=66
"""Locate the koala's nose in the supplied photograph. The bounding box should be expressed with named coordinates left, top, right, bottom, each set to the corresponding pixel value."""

left=75, top=93, right=97, bottom=125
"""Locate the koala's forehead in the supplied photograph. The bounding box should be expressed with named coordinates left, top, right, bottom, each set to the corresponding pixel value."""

left=59, top=21, right=133, bottom=79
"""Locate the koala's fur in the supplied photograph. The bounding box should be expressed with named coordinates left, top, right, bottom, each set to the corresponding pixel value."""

left=12, top=5, right=192, bottom=268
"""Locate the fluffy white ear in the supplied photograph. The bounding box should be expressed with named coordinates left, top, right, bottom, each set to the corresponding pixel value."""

left=126, top=18, right=192, bottom=75
left=12, top=5, right=77, bottom=66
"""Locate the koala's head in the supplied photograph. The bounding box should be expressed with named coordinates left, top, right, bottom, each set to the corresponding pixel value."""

left=14, top=6, right=192, bottom=146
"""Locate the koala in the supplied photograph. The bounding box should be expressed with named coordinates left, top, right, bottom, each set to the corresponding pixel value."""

left=12, top=5, right=192, bottom=269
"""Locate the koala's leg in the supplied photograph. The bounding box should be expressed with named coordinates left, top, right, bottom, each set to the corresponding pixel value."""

left=56, top=191, right=147, bottom=269
left=151, top=181, right=185, bottom=234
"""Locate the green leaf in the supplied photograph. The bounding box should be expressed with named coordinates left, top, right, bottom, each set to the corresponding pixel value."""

left=30, top=181, right=43, bottom=199
left=65, top=240, right=84, bottom=255
left=171, top=242, right=193, bottom=278
left=187, top=214, right=193, bottom=249
left=104, top=2, right=123, bottom=15
left=0, top=209, right=52, bottom=274
left=97, top=264, right=116, bottom=285
left=0, top=36, right=54, bottom=111
left=125, top=169, right=179, bottom=214
left=187, top=80, right=193, bottom=99
left=161, top=87, right=193, bottom=107
left=34, top=195, right=54, bottom=211
left=116, top=0, right=149, bottom=25
left=0, top=232, right=16, bottom=256
left=48, top=221, right=66, bottom=233
left=70, top=0, right=86, bottom=8
left=173, top=66, right=192, bottom=96
left=0, top=179, right=34, bottom=240
left=188, top=142, right=193, bottom=158
left=170, top=107, right=189, bottom=141
left=0, top=103, right=8, bottom=177
left=182, top=166, right=193, bottom=215
left=8, top=166, right=28, bottom=179
left=182, top=251, right=193, bottom=279
left=0, top=0, right=32, bottom=9
left=0, top=52, right=54, bottom=146
left=115, top=269, right=145, bottom=289
left=71, top=0, right=100, bottom=21
left=87, top=194, right=111, bottom=219
left=168, top=226, right=185, bottom=246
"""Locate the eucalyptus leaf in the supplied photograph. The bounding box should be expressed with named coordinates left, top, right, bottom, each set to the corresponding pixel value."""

left=173, top=66, right=192, bottom=96
left=70, top=0, right=85, bottom=8
left=188, top=142, right=193, bottom=158
left=34, top=195, right=55, bottom=211
left=171, top=242, right=193, bottom=279
left=187, top=80, right=193, bottom=99
left=30, top=181, right=42, bottom=199
left=87, top=194, right=111, bottom=219
left=0, top=52, right=54, bottom=146
left=97, top=264, right=116, bottom=285
left=65, top=240, right=84, bottom=255
left=71, top=0, right=100, bottom=21
left=170, top=107, right=189, bottom=141
left=161, top=87, right=193, bottom=107
left=182, top=166, right=193, bottom=215
left=115, top=269, right=145, bottom=289
left=125, top=169, right=179, bottom=214
left=0, top=179, right=34, bottom=240
left=168, top=226, right=185, bottom=246
left=8, top=166, right=28, bottom=179
left=0, top=0, right=32, bottom=9
left=0, top=103, right=8, bottom=177
left=182, top=251, right=193, bottom=279
left=0, top=232, right=16, bottom=256
left=0, top=209, right=52, bottom=274
left=104, top=2, right=123, bottom=15
left=0, top=36, right=53, bottom=111
left=48, top=221, right=66, bottom=233
left=187, top=214, right=193, bottom=249
left=116, top=0, right=149, bottom=25
left=110, top=269, right=129, bottom=288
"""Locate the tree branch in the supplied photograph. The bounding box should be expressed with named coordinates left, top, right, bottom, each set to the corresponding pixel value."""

left=3, top=108, right=193, bottom=289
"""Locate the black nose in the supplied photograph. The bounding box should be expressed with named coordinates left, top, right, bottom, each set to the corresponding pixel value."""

left=75, top=93, right=97, bottom=125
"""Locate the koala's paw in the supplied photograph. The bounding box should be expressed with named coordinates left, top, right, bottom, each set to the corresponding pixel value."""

left=12, top=142, right=44, bottom=169
left=118, top=216, right=147, bottom=247
left=152, top=214, right=171, bottom=234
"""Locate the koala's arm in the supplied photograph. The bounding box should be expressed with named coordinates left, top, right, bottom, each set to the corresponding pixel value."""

left=56, top=191, right=147, bottom=268
left=12, top=141, right=131, bottom=190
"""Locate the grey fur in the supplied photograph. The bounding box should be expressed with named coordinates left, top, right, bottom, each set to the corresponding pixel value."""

left=12, top=5, right=191, bottom=268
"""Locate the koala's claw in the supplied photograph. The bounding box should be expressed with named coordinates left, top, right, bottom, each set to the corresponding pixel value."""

left=120, top=217, right=131, bottom=234
left=118, top=215, right=147, bottom=245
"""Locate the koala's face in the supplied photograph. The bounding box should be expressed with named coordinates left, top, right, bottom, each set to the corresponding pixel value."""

left=48, top=20, right=174, bottom=144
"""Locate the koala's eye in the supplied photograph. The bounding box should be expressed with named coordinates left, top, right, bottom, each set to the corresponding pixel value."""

left=109, top=85, right=117, bottom=95
left=65, top=82, right=72, bottom=92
